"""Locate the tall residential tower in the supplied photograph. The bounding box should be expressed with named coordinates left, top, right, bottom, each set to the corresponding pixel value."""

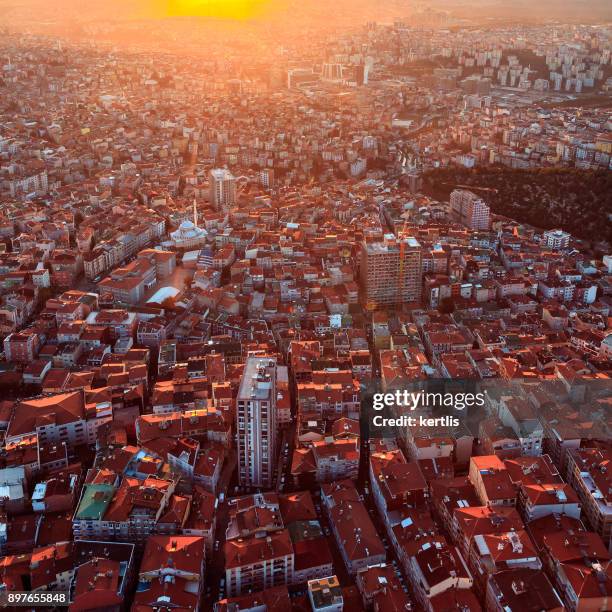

left=209, top=168, right=236, bottom=211
left=450, top=189, right=491, bottom=231
left=237, top=356, right=279, bottom=488
left=360, top=236, right=422, bottom=309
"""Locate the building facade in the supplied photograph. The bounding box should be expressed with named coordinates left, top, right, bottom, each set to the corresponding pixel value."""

left=360, top=237, right=422, bottom=308
left=237, top=356, right=279, bottom=489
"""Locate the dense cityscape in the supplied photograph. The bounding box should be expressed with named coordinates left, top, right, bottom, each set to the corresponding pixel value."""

left=0, top=1, right=610, bottom=610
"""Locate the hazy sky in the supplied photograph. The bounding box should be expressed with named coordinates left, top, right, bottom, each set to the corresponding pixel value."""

left=0, top=0, right=610, bottom=29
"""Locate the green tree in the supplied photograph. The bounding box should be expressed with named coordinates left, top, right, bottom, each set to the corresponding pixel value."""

left=439, top=296, right=455, bottom=314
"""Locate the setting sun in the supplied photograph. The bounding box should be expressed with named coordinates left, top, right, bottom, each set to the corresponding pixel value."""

left=164, top=0, right=274, bottom=20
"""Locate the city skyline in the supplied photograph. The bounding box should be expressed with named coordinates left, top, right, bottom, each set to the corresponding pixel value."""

left=0, top=1, right=609, bottom=610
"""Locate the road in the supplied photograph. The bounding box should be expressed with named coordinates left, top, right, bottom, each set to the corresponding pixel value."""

left=202, top=450, right=236, bottom=607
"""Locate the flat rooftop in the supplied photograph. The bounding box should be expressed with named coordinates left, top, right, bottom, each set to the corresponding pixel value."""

left=237, top=356, right=276, bottom=401
left=75, top=483, right=115, bottom=520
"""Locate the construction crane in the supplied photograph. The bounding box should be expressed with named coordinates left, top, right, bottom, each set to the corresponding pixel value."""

left=397, top=218, right=410, bottom=308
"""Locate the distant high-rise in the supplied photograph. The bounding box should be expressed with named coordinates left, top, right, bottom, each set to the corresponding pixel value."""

left=360, top=236, right=422, bottom=309
left=322, top=63, right=343, bottom=81
left=460, top=76, right=491, bottom=96
left=187, top=140, right=198, bottom=166
left=209, top=168, right=236, bottom=211
left=237, top=356, right=278, bottom=489
left=259, top=168, right=274, bottom=189
left=287, top=68, right=318, bottom=89
left=450, top=189, right=491, bottom=231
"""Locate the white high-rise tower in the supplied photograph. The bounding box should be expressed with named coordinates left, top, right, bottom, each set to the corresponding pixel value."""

left=209, top=168, right=236, bottom=212
left=237, top=356, right=278, bottom=489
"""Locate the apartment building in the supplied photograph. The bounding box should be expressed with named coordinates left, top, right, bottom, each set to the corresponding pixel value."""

left=450, top=189, right=491, bottom=231
left=237, top=356, right=279, bottom=489
left=224, top=530, right=294, bottom=596
left=565, top=447, right=612, bottom=550
left=209, top=168, right=237, bottom=212
left=360, top=237, right=422, bottom=308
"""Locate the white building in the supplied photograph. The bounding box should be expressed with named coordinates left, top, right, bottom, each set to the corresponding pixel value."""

left=543, top=229, right=571, bottom=250
left=237, top=356, right=278, bottom=489
left=209, top=168, right=236, bottom=211
left=170, top=200, right=208, bottom=249
left=9, top=170, right=48, bottom=197
left=450, top=189, right=490, bottom=230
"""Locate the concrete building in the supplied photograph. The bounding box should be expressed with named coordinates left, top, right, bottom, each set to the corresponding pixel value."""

left=3, top=331, right=40, bottom=363
left=566, top=447, right=612, bottom=550
left=450, top=190, right=490, bottom=231
left=224, top=530, right=294, bottom=596
left=209, top=168, right=236, bottom=212
left=360, top=236, right=422, bottom=308
left=237, top=356, right=279, bottom=489
left=543, top=229, right=571, bottom=250
left=308, top=575, right=344, bottom=612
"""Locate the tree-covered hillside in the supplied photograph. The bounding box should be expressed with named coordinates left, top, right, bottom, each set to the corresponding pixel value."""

left=423, top=166, right=612, bottom=244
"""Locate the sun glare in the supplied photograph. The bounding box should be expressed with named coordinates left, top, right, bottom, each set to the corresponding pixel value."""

left=164, top=0, right=273, bottom=20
